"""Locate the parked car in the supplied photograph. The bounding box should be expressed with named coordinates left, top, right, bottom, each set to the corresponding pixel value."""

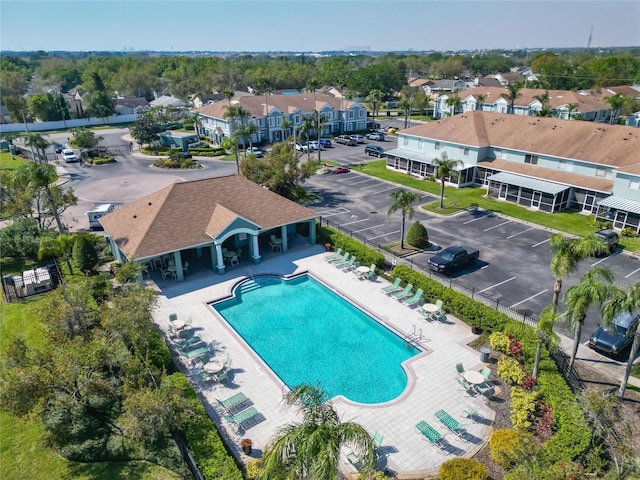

left=319, top=138, right=332, bottom=148
left=593, top=229, right=619, bottom=256
left=53, top=143, right=64, bottom=153
left=246, top=146, right=264, bottom=157
left=366, top=132, right=385, bottom=141
left=364, top=145, right=386, bottom=157
left=350, top=134, right=365, bottom=144
left=332, top=166, right=350, bottom=174
left=61, top=148, right=79, bottom=163
left=308, top=140, right=319, bottom=150
left=295, top=142, right=309, bottom=151
left=589, top=311, right=639, bottom=359
left=384, top=126, right=398, bottom=133
left=427, top=246, right=479, bottom=275
left=336, top=135, right=356, bottom=146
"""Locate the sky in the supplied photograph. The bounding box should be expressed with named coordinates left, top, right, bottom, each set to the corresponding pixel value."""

left=1, top=0, right=639, bottom=52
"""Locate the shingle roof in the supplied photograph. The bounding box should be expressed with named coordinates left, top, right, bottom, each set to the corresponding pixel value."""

left=401, top=111, right=640, bottom=169
left=99, top=175, right=318, bottom=260
left=195, top=92, right=356, bottom=120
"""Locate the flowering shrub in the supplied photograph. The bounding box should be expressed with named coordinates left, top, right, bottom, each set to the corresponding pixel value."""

left=489, top=331, right=511, bottom=353
left=497, top=356, right=526, bottom=385
left=489, top=429, right=524, bottom=469
left=547, top=461, right=588, bottom=479
left=510, top=387, right=539, bottom=431
left=535, top=402, right=554, bottom=438
left=508, top=340, right=523, bottom=359
left=522, top=376, right=537, bottom=391
left=439, top=458, right=487, bottom=480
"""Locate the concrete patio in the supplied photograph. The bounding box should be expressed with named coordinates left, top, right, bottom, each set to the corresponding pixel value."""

left=151, top=244, right=496, bottom=478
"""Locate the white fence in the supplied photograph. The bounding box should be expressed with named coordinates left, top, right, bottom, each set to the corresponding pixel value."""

left=0, top=114, right=137, bottom=134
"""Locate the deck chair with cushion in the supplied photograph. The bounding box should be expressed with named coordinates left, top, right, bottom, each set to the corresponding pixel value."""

left=223, top=406, right=261, bottom=433
left=435, top=409, right=468, bottom=441
left=216, top=392, right=253, bottom=415
left=415, top=421, right=448, bottom=453
left=329, top=251, right=350, bottom=265
left=334, top=254, right=355, bottom=270
left=391, top=283, right=413, bottom=300
left=402, top=288, right=424, bottom=307
left=325, top=247, right=343, bottom=262
left=381, top=277, right=401, bottom=294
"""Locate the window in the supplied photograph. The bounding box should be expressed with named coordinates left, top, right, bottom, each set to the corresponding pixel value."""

left=419, top=139, right=425, bottom=149
left=557, top=159, right=566, bottom=170
left=294, top=114, right=300, bottom=124
left=434, top=141, right=441, bottom=150
left=359, top=109, right=365, bottom=118
left=494, top=149, right=503, bottom=159
left=630, top=180, right=640, bottom=190
left=525, top=154, right=538, bottom=165
left=348, top=110, right=354, bottom=119
left=403, top=136, right=409, bottom=146
left=269, top=117, right=275, bottom=127
left=461, top=147, right=469, bottom=156
left=276, top=117, right=282, bottom=126
left=595, top=167, right=605, bottom=178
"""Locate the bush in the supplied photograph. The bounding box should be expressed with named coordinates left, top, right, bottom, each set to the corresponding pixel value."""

left=318, top=225, right=385, bottom=270
left=405, top=221, right=429, bottom=248
left=439, top=458, right=487, bottom=480
left=490, top=429, right=525, bottom=469
left=510, top=387, right=539, bottom=431
left=72, top=235, right=99, bottom=273
left=246, top=459, right=260, bottom=479
left=620, top=227, right=636, bottom=237
left=489, top=331, right=511, bottom=353
left=0, top=217, right=48, bottom=259
left=497, top=356, right=526, bottom=386
left=592, top=219, right=612, bottom=229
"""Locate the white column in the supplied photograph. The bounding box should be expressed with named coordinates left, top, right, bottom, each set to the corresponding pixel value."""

left=173, top=251, right=184, bottom=282
left=215, top=244, right=225, bottom=274
left=280, top=225, right=288, bottom=252
left=251, top=234, right=261, bottom=264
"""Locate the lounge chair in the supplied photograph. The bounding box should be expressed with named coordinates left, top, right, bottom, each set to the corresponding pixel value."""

left=325, top=247, right=343, bottom=262
left=216, top=392, right=253, bottom=415
left=391, top=283, right=413, bottom=300
left=462, top=406, right=480, bottom=422
left=224, top=406, right=261, bottom=432
left=182, top=345, right=209, bottom=360
left=381, top=277, right=401, bottom=294
left=328, top=252, right=349, bottom=265
left=334, top=254, right=355, bottom=269
left=402, top=288, right=424, bottom=307
left=339, top=259, right=359, bottom=272
left=173, top=335, right=202, bottom=350
left=435, top=409, right=468, bottom=441
left=362, top=264, right=377, bottom=280
left=415, top=421, right=448, bottom=453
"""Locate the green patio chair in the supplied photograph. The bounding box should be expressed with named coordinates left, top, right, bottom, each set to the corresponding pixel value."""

left=334, top=254, right=355, bottom=269
left=324, top=247, right=343, bottom=262
left=216, top=392, right=253, bottom=415
left=415, top=421, right=448, bottom=453
left=457, top=376, right=476, bottom=396
left=381, top=277, right=401, bottom=293
left=456, top=363, right=465, bottom=375
left=328, top=251, right=349, bottom=265
left=402, top=288, right=424, bottom=307
left=480, top=367, right=491, bottom=380
left=435, top=409, right=468, bottom=441
left=462, top=406, right=480, bottom=422
left=391, top=283, right=413, bottom=300
left=228, top=406, right=261, bottom=432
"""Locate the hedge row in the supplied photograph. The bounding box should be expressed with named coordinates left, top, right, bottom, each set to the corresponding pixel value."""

left=318, top=225, right=385, bottom=270
left=189, top=147, right=226, bottom=156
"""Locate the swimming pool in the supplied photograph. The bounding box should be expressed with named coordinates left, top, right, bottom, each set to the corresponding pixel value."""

left=211, top=274, right=420, bottom=404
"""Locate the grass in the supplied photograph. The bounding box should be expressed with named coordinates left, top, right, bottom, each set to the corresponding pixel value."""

left=351, top=160, right=640, bottom=253
left=0, top=151, right=26, bottom=170
left=0, top=298, right=181, bottom=480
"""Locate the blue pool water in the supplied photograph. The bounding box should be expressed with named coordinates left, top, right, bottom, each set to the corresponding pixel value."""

left=211, top=274, right=419, bottom=404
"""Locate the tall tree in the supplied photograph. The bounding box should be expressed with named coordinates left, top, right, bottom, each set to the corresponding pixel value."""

left=259, top=383, right=376, bottom=479
left=604, top=93, right=626, bottom=125
left=387, top=189, right=421, bottom=250
left=564, top=267, right=614, bottom=371
left=299, top=114, right=316, bottom=162
left=306, top=78, right=321, bottom=161
left=432, top=152, right=463, bottom=209
left=505, top=82, right=523, bottom=114
left=531, top=304, right=561, bottom=378
left=223, top=104, right=243, bottom=173
left=446, top=94, right=462, bottom=117
left=129, top=112, right=162, bottom=147
left=549, top=234, right=608, bottom=315
left=257, top=77, right=272, bottom=143
left=38, top=233, right=75, bottom=275
left=476, top=94, right=486, bottom=112
left=22, top=132, right=50, bottom=163
left=602, top=282, right=640, bottom=398
left=280, top=118, right=292, bottom=141
left=366, top=89, right=383, bottom=119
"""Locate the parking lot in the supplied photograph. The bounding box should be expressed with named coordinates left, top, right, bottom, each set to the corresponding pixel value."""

left=304, top=166, right=640, bottom=344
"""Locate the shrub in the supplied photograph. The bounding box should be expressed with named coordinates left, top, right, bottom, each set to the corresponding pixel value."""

left=439, top=457, right=487, bottom=480
left=510, top=387, right=539, bottom=430
left=592, top=219, right=612, bottom=229
left=620, top=227, right=636, bottom=237
left=72, top=235, right=99, bottom=273
left=405, top=221, right=429, bottom=248
left=497, top=356, right=526, bottom=385
left=246, top=459, right=260, bottom=479
left=489, top=331, right=511, bottom=353
left=318, top=225, right=385, bottom=269
left=490, top=429, right=524, bottom=469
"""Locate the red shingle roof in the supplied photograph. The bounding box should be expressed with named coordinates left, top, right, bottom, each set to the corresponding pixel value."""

left=99, top=175, right=318, bottom=260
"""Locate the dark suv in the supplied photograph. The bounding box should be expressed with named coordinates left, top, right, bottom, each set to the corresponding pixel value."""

left=365, top=145, right=386, bottom=157
left=589, top=311, right=639, bottom=359
left=593, top=229, right=619, bottom=256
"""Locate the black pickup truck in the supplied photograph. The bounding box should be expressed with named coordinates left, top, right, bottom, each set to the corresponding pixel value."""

left=427, top=246, right=480, bottom=275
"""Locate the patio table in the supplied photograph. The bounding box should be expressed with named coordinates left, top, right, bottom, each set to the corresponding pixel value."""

left=464, top=370, right=486, bottom=385
left=421, top=303, right=439, bottom=313
left=204, top=360, right=225, bottom=374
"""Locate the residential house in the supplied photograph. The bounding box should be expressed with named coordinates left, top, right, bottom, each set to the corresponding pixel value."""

left=493, top=72, right=525, bottom=86
left=113, top=97, right=149, bottom=115
left=464, top=76, right=503, bottom=90
left=423, top=79, right=467, bottom=97
left=194, top=92, right=368, bottom=145
left=150, top=95, right=188, bottom=109
left=191, top=93, right=225, bottom=109
left=604, top=85, right=640, bottom=100
left=383, top=111, right=640, bottom=233
left=435, top=86, right=615, bottom=122
left=99, top=175, right=319, bottom=279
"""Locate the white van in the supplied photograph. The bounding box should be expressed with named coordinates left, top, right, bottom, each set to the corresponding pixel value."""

left=87, top=204, right=115, bottom=229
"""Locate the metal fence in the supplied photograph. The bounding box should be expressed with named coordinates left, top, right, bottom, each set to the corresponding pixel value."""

left=172, top=429, right=205, bottom=480
left=320, top=216, right=585, bottom=390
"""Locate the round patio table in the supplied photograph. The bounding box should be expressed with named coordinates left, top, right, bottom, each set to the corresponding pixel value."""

left=356, top=266, right=371, bottom=274
left=171, top=320, right=186, bottom=331
left=464, top=370, right=486, bottom=385
left=204, top=360, right=225, bottom=374
left=422, top=303, right=439, bottom=313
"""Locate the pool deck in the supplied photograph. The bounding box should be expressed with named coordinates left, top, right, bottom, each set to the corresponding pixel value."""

left=153, top=245, right=496, bottom=478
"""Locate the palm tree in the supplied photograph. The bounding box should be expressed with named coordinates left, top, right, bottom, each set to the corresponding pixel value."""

left=565, top=103, right=579, bottom=120
left=532, top=304, right=561, bottom=378
left=432, top=152, right=463, bottom=209
left=400, top=85, right=415, bottom=128
left=601, top=282, right=640, bottom=398
left=476, top=94, right=486, bottom=112
left=300, top=114, right=316, bottom=161
left=281, top=118, right=292, bottom=141
left=12, top=162, right=65, bottom=233
left=366, top=89, right=383, bottom=120
left=533, top=90, right=553, bottom=117
left=38, top=233, right=75, bottom=274
left=23, top=132, right=50, bottom=163
left=549, top=234, right=609, bottom=315
left=564, top=267, right=614, bottom=370
left=447, top=95, right=462, bottom=117
left=242, top=122, right=260, bottom=154
left=257, top=77, right=271, bottom=143
left=223, top=104, right=241, bottom=173
left=505, top=82, right=523, bottom=114
left=260, top=383, right=376, bottom=479
left=307, top=78, right=321, bottom=162
left=223, top=87, right=234, bottom=107
left=387, top=189, right=421, bottom=250
left=604, top=93, right=626, bottom=125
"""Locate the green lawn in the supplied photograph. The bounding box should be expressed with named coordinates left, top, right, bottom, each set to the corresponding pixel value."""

left=0, top=151, right=26, bottom=170
left=351, top=160, right=640, bottom=253
left=0, top=299, right=180, bottom=480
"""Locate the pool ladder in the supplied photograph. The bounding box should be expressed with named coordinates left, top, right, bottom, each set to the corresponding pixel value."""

left=246, top=267, right=255, bottom=282
left=404, top=324, right=423, bottom=347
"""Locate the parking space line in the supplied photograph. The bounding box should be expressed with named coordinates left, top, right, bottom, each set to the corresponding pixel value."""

left=340, top=218, right=370, bottom=227
left=463, top=215, right=489, bottom=224
left=367, top=186, right=400, bottom=195
left=507, top=227, right=534, bottom=239
left=477, top=276, right=517, bottom=294
left=317, top=208, right=350, bottom=218
left=532, top=238, right=550, bottom=247
left=368, top=230, right=400, bottom=240
left=344, top=178, right=377, bottom=186
left=510, top=289, right=548, bottom=308
left=590, top=256, right=612, bottom=267
left=352, top=224, right=386, bottom=233
left=625, top=267, right=640, bottom=279
left=484, top=220, right=511, bottom=231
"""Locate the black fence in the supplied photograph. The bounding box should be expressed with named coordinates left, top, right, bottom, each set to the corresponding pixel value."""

left=172, top=429, right=205, bottom=480
left=320, top=216, right=585, bottom=391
